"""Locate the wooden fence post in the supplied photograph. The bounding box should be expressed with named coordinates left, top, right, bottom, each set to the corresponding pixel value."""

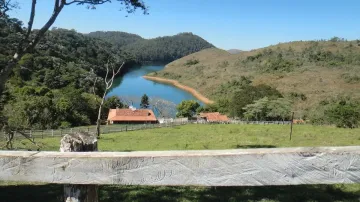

left=290, top=112, right=294, bottom=141
left=60, top=132, right=98, bottom=202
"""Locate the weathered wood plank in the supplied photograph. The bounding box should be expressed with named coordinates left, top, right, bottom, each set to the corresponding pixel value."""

left=61, top=132, right=98, bottom=202
left=0, top=146, right=360, bottom=186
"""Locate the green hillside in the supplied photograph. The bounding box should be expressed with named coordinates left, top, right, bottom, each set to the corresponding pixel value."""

left=151, top=39, right=360, bottom=122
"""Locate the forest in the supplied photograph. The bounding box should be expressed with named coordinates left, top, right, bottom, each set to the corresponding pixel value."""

left=0, top=15, right=213, bottom=130
left=89, top=31, right=215, bottom=62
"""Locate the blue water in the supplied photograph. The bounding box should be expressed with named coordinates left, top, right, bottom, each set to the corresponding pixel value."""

left=107, top=65, right=201, bottom=107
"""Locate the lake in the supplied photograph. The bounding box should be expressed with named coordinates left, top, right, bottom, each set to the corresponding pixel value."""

left=107, top=64, right=201, bottom=108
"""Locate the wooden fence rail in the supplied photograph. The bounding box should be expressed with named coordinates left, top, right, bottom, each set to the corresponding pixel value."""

left=1, top=146, right=360, bottom=186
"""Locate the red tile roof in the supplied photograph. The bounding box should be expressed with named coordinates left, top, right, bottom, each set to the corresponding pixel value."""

left=199, top=112, right=229, bottom=122
left=107, top=109, right=157, bottom=122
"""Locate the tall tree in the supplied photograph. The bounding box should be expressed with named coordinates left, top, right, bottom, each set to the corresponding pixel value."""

left=140, top=94, right=149, bottom=109
left=0, top=0, right=147, bottom=98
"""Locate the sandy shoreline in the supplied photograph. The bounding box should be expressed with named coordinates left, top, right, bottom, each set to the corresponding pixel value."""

left=143, top=76, right=214, bottom=105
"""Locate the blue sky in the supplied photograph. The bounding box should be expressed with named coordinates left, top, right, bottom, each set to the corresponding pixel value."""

left=9, top=0, right=360, bottom=50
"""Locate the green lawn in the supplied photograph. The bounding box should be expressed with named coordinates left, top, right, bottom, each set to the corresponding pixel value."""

left=1, top=124, right=360, bottom=201
left=3, top=124, right=360, bottom=151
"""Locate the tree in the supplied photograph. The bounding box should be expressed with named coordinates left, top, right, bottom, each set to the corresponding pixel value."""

left=230, top=84, right=282, bottom=118
left=325, top=99, right=360, bottom=128
left=140, top=94, right=149, bottom=109
left=102, top=96, right=125, bottom=119
left=267, top=98, right=292, bottom=121
left=0, top=0, right=147, bottom=99
left=243, top=97, right=269, bottom=121
left=104, top=96, right=124, bottom=109
left=176, top=100, right=200, bottom=118
left=93, top=59, right=124, bottom=138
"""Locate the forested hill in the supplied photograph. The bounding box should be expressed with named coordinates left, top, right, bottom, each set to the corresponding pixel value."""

left=87, top=31, right=144, bottom=48
left=88, top=31, right=215, bottom=62
left=0, top=18, right=130, bottom=129
left=152, top=39, right=360, bottom=124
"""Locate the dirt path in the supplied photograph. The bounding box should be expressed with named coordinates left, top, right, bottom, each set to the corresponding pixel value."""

left=143, top=76, right=214, bottom=104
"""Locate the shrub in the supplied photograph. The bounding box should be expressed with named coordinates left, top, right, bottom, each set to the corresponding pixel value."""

left=289, top=92, right=307, bottom=101
left=185, top=58, right=199, bottom=66
left=60, top=121, right=72, bottom=129
left=341, top=73, right=360, bottom=83
left=325, top=99, right=360, bottom=128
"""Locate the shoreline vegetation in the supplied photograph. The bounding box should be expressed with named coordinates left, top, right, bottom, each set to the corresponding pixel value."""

left=143, top=75, right=214, bottom=104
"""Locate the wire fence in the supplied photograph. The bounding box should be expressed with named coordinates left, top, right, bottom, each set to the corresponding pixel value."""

left=0, top=119, right=294, bottom=142
left=0, top=121, right=189, bottom=141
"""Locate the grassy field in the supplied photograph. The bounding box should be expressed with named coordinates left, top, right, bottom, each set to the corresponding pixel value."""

left=3, top=124, right=360, bottom=151
left=1, top=124, right=360, bottom=201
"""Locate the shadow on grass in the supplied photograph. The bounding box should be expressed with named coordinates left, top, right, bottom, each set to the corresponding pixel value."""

left=235, top=144, right=276, bottom=149
left=1, top=184, right=359, bottom=202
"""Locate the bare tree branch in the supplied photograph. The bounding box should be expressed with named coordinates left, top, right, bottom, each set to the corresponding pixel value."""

left=26, top=0, right=36, bottom=40
left=23, top=0, right=65, bottom=53
left=64, top=0, right=111, bottom=6
left=16, top=0, right=36, bottom=54
left=94, top=59, right=124, bottom=138
left=92, top=77, right=101, bottom=104
left=2, top=125, right=40, bottom=150
left=0, top=0, right=19, bottom=16
left=16, top=130, right=40, bottom=149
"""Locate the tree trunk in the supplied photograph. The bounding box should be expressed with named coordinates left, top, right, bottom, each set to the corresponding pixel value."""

left=96, top=119, right=101, bottom=138
left=60, top=132, right=98, bottom=202
left=95, top=91, right=107, bottom=138
left=95, top=97, right=104, bottom=138
left=0, top=59, right=19, bottom=97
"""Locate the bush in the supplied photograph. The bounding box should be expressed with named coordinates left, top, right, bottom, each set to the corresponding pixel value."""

left=325, top=99, right=360, bottom=128
left=184, top=58, right=199, bottom=66
left=60, top=121, right=71, bottom=129
left=230, top=84, right=283, bottom=118
left=289, top=92, right=307, bottom=101
left=341, top=73, right=360, bottom=83
left=309, top=97, right=360, bottom=128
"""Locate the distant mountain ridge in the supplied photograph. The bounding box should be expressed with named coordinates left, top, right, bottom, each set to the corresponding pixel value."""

left=88, top=31, right=215, bottom=62
left=227, top=49, right=243, bottom=54
left=87, top=31, right=144, bottom=48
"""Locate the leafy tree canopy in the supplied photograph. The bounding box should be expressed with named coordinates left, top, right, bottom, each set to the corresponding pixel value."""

left=176, top=100, right=200, bottom=118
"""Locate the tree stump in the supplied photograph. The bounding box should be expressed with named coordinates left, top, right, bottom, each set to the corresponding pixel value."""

left=60, top=132, right=98, bottom=202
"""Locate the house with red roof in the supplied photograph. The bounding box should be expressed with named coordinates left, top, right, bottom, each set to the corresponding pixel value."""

left=199, top=112, right=229, bottom=123
left=107, top=107, right=158, bottom=124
